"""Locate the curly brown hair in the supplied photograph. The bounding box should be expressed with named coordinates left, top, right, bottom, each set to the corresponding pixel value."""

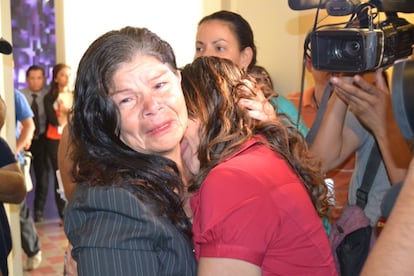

left=181, top=56, right=329, bottom=218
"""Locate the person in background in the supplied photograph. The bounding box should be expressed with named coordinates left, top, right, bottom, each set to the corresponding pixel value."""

left=20, top=65, right=50, bottom=223
left=64, top=26, right=196, bottom=275
left=311, top=69, right=412, bottom=227
left=287, top=56, right=355, bottom=221
left=44, top=63, right=72, bottom=221
left=14, top=89, right=42, bottom=270
left=181, top=56, right=336, bottom=275
left=0, top=94, right=27, bottom=276
left=193, top=10, right=308, bottom=136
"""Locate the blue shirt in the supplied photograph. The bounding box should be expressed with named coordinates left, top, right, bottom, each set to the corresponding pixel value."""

left=270, top=95, right=308, bottom=136
left=14, top=89, right=34, bottom=164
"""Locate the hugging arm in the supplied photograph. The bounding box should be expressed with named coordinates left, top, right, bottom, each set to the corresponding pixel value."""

left=238, top=80, right=277, bottom=122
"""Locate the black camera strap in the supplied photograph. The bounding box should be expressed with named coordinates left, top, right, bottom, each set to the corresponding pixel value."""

left=356, top=142, right=382, bottom=209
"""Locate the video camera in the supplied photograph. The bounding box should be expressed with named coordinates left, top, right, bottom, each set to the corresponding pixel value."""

left=290, top=0, right=414, bottom=73
left=289, top=0, right=414, bottom=140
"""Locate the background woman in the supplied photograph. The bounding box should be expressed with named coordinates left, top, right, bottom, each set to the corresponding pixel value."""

left=44, top=63, right=72, bottom=220
left=193, top=10, right=308, bottom=135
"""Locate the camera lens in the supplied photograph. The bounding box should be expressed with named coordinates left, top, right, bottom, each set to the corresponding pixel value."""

left=332, top=47, right=344, bottom=60
left=344, top=41, right=361, bottom=57
left=332, top=40, right=361, bottom=60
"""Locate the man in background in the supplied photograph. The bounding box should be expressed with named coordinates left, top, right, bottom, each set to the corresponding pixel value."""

left=20, top=65, right=50, bottom=222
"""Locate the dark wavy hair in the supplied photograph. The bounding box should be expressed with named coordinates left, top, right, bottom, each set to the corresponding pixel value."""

left=69, top=26, right=192, bottom=238
left=198, top=10, right=257, bottom=72
left=47, top=63, right=70, bottom=102
left=181, top=56, right=329, bottom=218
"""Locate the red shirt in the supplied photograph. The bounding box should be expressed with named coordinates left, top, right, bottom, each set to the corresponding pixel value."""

left=46, top=109, right=62, bottom=140
left=191, top=136, right=337, bottom=275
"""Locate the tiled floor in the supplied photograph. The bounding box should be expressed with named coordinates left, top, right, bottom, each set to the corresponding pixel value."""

left=22, top=219, right=68, bottom=276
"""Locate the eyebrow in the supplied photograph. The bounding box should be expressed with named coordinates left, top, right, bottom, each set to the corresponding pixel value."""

left=196, top=39, right=227, bottom=45
left=147, top=68, right=169, bottom=81
left=110, top=89, right=132, bottom=96
left=110, top=69, right=170, bottom=96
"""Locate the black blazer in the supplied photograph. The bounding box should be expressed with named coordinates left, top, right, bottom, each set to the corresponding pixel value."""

left=64, top=183, right=197, bottom=276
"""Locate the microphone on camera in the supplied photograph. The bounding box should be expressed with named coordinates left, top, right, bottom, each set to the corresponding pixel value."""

left=288, top=0, right=329, bottom=10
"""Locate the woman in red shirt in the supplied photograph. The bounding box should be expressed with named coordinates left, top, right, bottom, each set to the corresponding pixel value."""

left=44, top=63, right=72, bottom=219
left=181, top=56, right=337, bottom=276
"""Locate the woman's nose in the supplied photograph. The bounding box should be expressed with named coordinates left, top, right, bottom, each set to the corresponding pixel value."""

left=142, top=94, right=161, bottom=117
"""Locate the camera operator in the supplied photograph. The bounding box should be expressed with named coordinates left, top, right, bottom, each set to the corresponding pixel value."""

left=311, top=68, right=413, bottom=227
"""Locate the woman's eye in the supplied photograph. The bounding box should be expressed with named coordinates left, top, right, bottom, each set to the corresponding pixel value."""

left=120, top=97, right=133, bottom=104
left=117, top=95, right=137, bottom=108
left=155, top=82, right=166, bottom=90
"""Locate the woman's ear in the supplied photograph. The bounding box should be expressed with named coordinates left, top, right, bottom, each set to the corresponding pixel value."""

left=239, top=47, right=253, bottom=70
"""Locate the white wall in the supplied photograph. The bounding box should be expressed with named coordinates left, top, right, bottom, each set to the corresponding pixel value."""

left=55, top=0, right=208, bottom=88
left=55, top=0, right=310, bottom=95
left=223, top=1, right=312, bottom=95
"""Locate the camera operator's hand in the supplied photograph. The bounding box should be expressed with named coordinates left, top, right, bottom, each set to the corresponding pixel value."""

left=330, top=69, right=412, bottom=185
left=330, top=69, right=390, bottom=138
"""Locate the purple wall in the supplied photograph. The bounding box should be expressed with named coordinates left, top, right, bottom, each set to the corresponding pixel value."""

left=11, top=0, right=59, bottom=220
left=11, top=0, right=56, bottom=90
